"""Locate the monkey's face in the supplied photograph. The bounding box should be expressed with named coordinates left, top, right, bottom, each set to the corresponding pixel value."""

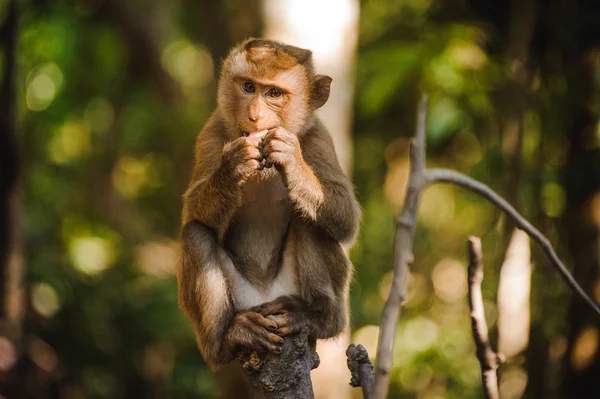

left=233, top=74, right=309, bottom=136
left=218, top=44, right=315, bottom=137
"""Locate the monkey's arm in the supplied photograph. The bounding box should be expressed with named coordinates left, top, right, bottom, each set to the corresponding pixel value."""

left=263, top=124, right=361, bottom=245
left=182, top=116, right=263, bottom=238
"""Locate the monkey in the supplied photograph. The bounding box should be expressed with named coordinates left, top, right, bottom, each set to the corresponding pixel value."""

left=177, top=38, right=361, bottom=372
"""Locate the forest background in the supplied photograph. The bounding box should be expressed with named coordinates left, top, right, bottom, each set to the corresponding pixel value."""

left=2, top=0, right=600, bottom=398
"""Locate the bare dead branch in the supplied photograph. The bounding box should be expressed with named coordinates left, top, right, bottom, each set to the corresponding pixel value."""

left=346, top=344, right=374, bottom=399
left=366, top=94, right=600, bottom=399
left=371, top=95, right=430, bottom=399
left=467, top=237, right=502, bottom=399
left=428, top=169, right=600, bottom=317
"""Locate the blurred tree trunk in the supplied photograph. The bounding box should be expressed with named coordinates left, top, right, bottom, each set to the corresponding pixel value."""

left=182, top=0, right=264, bottom=108
left=495, top=3, right=536, bottom=397
left=561, top=51, right=600, bottom=399
left=0, top=0, right=26, bottom=396
left=262, top=0, right=359, bottom=176
left=261, top=1, right=359, bottom=398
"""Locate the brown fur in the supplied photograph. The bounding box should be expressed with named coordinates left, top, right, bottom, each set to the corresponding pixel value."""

left=177, top=39, right=361, bottom=370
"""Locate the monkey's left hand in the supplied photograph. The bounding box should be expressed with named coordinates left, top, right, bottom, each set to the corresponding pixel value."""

left=253, top=296, right=308, bottom=337
left=261, top=127, right=304, bottom=172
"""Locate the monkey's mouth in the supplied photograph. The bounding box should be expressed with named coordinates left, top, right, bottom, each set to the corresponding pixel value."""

left=241, top=129, right=269, bottom=138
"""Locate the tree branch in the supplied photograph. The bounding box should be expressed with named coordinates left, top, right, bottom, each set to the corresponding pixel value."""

left=371, top=95, right=430, bottom=399
left=238, top=327, right=319, bottom=399
left=427, top=169, right=600, bottom=316
left=467, top=237, right=502, bottom=399
left=346, top=344, right=374, bottom=399
left=361, top=94, right=600, bottom=399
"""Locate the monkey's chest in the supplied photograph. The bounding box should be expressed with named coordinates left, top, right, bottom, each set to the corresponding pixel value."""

left=223, top=174, right=294, bottom=290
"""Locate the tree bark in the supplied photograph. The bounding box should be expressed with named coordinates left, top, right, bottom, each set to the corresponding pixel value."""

left=239, top=328, right=319, bottom=399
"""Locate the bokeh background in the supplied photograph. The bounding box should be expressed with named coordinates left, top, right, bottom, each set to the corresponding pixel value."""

left=2, top=0, right=600, bottom=398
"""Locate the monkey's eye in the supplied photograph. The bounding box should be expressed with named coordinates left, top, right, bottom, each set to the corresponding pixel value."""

left=267, top=88, right=283, bottom=98
left=241, top=81, right=256, bottom=94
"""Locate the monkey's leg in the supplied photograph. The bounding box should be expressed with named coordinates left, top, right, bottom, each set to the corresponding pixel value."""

left=178, top=221, right=284, bottom=368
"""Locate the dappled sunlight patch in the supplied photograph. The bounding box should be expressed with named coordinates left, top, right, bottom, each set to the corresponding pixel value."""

left=499, top=366, right=528, bottom=399
left=483, top=299, right=498, bottom=330
left=571, top=326, right=599, bottom=370
left=437, top=324, right=471, bottom=360
left=415, top=384, right=447, bottom=399
left=26, top=62, right=63, bottom=111
left=541, top=182, right=566, bottom=217
left=361, top=293, right=384, bottom=319
left=431, top=258, right=466, bottom=303
left=428, top=58, right=464, bottom=93
left=383, top=158, right=409, bottom=212
left=162, top=40, right=214, bottom=91
left=402, top=316, right=439, bottom=353
left=48, top=121, right=91, bottom=164
left=69, top=236, right=116, bottom=276
left=549, top=336, right=568, bottom=361
left=450, top=131, right=482, bottom=168
left=590, top=192, right=600, bottom=226
left=28, top=337, right=58, bottom=372
left=418, top=186, right=455, bottom=230
left=404, top=272, right=429, bottom=308
left=112, top=156, right=148, bottom=198
left=112, top=154, right=172, bottom=198
left=0, top=337, right=17, bottom=372
left=136, top=239, right=180, bottom=277
left=31, top=282, right=61, bottom=318
left=84, top=97, right=115, bottom=134
left=351, top=325, right=379, bottom=361
left=447, top=40, right=487, bottom=70
left=378, top=271, right=392, bottom=301
left=81, top=367, right=120, bottom=398
left=139, top=342, right=175, bottom=380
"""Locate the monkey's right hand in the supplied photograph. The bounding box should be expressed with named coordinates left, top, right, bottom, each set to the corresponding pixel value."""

left=224, top=310, right=284, bottom=355
left=221, top=136, right=264, bottom=184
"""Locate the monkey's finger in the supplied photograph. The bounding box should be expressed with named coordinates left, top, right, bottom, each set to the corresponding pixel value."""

left=242, top=146, right=263, bottom=161
left=258, top=301, right=289, bottom=316
left=276, top=326, right=301, bottom=337
left=251, top=326, right=284, bottom=352
left=263, top=331, right=285, bottom=346
left=262, top=140, right=290, bottom=156
left=251, top=314, right=278, bottom=332
left=245, top=135, right=263, bottom=147
left=263, top=340, right=283, bottom=355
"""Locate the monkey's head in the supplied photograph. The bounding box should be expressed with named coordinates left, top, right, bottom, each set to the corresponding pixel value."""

left=217, top=38, right=332, bottom=136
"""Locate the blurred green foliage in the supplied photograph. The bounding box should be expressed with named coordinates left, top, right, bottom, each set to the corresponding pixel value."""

left=6, top=0, right=600, bottom=398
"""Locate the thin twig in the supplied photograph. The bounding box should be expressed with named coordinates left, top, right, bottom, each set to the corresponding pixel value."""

left=467, top=237, right=502, bottom=399
left=371, top=95, right=430, bottom=399
left=428, top=169, right=600, bottom=317
left=346, top=344, right=374, bottom=399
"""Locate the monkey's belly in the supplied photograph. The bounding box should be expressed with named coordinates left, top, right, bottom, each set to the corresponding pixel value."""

left=230, top=249, right=298, bottom=311
left=222, top=173, right=298, bottom=310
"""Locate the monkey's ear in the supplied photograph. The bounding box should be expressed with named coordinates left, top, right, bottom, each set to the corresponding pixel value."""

left=311, top=75, right=332, bottom=109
